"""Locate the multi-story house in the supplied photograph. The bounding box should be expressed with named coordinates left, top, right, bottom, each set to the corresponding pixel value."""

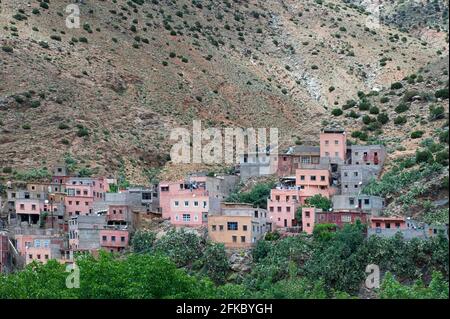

left=340, top=165, right=380, bottom=194
left=267, top=183, right=302, bottom=228
left=350, top=145, right=386, bottom=171
left=319, top=128, right=347, bottom=167
left=158, top=176, right=229, bottom=226
left=15, top=198, right=43, bottom=225
left=276, top=145, right=320, bottom=177
left=208, top=203, right=270, bottom=248
left=68, top=215, right=106, bottom=251
left=295, top=168, right=337, bottom=200
left=65, top=177, right=109, bottom=217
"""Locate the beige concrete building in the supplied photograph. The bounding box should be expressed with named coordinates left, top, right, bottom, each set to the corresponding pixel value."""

left=208, top=203, right=270, bottom=248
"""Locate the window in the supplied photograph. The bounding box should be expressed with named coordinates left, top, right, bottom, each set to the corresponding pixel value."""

left=232, top=236, right=237, bottom=243
left=184, top=201, right=189, bottom=207
left=300, top=175, right=305, bottom=181
left=320, top=176, right=325, bottom=181
left=386, top=223, right=391, bottom=229
left=344, top=172, right=348, bottom=177
left=227, top=222, right=238, bottom=230
left=83, top=190, right=88, bottom=196
left=182, top=214, right=191, bottom=222
left=341, top=215, right=351, bottom=223
left=269, top=206, right=274, bottom=212
left=277, top=207, right=282, bottom=212
left=325, top=140, right=329, bottom=145
left=364, top=199, right=370, bottom=205
left=344, top=184, right=348, bottom=189
left=20, top=204, right=25, bottom=210
left=111, top=236, right=116, bottom=242
left=174, top=201, right=179, bottom=207
left=243, top=225, right=248, bottom=231
left=254, top=211, right=259, bottom=218
left=275, top=195, right=280, bottom=201
left=376, top=222, right=381, bottom=228
left=335, top=140, right=339, bottom=145
left=31, top=204, right=36, bottom=210
left=76, top=201, right=80, bottom=205
left=194, top=201, right=199, bottom=207
left=286, top=207, right=291, bottom=212
left=355, top=152, right=359, bottom=156
left=85, top=202, right=89, bottom=206
left=325, top=152, right=330, bottom=156
left=28, top=254, right=32, bottom=260
left=212, top=225, right=217, bottom=231
left=395, top=223, right=400, bottom=229
left=349, top=198, right=355, bottom=206
left=305, top=211, right=310, bottom=218
left=121, top=236, right=125, bottom=242
left=219, top=225, right=224, bottom=231
left=241, top=236, right=246, bottom=243
left=45, top=254, right=49, bottom=260
left=37, top=254, right=41, bottom=260
left=310, top=176, right=317, bottom=181
left=102, top=236, right=107, bottom=241
left=34, top=240, right=41, bottom=248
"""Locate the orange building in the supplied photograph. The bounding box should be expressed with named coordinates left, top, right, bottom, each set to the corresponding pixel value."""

left=208, top=203, right=270, bottom=248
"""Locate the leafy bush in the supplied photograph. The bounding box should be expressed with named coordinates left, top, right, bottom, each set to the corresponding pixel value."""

left=415, top=150, right=433, bottom=164
left=331, top=108, right=343, bottom=116
left=227, top=182, right=275, bottom=209
left=429, top=105, right=445, bottom=121
left=394, top=116, right=407, bottom=125
left=410, top=131, right=424, bottom=139
left=435, top=88, right=449, bottom=99
left=1, top=46, right=13, bottom=53
left=305, top=194, right=332, bottom=211
left=391, top=82, right=403, bottom=90
left=377, top=113, right=389, bottom=124
left=395, top=103, right=409, bottom=113
left=131, top=230, right=157, bottom=254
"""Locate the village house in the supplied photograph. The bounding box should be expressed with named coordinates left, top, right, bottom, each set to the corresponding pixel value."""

left=295, top=168, right=338, bottom=200
left=349, top=144, right=386, bottom=170
left=332, top=194, right=384, bottom=214
left=68, top=215, right=106, bottom=251
left=319, top=128, right=348, bottom=167
left=239, top=149, right=278, bottom=181
left=64, top=177, right=110, bottom=217
left=267, top=179, right=302, bottom=229
left=339, top=165, right=380, bottom=195
left=301, top=207, right=369, bottom=235
left=208, top=203, right=270, bottom=248
left=159, top=175, right=237, bottom=226
left=276, top=145, right=320, bottom=177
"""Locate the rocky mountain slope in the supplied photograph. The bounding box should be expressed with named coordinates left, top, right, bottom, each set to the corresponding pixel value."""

left=0, top=0, right=448, bottom=184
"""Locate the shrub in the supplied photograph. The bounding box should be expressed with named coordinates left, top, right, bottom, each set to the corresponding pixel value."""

left=415, top=150, right=433, bottom=164
left=58, top=123, right=70, bottom=130
left=22, top=124, right=31, bottom=130
left=391, top=82, right=403, bottom=90
left=1, top=46, right=13, bottom=53
left=331, top=108, right=343, bottom=116
left=76, top=126, right=89, bottom=137
left=362, top=115, right=374, bottom=125
left=429, top=105, right=445, bottom=121
left=395, top=103, right=409, bottom=113
left=329, top=86, right=335, bottom=92
left=351, top=131, right=368, bottom=141
left=439, top=130, right=449, bottom=144
left=410, top=131, right=424, bottom=139
left=380, top=96, right=389, bottom=103
left=358, top=100, right=371, bottom=111
left=2, top=167, right=13, bottom=174
left=369, top=106, right=379, bottom=114
left=40, top=2, right=49, bottom=9
left=394, top=116, right=407, bottom=125
left=30, top=100, right=41, bottom=108
left=377, top=113, right=389, bottom=124
left=435, top=150, right=449, bottom=166
left=79, top=37, right=88, bottom=43
left=435, top=88, right=449, bottom=99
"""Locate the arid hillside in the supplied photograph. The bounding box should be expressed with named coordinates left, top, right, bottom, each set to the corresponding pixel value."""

left=0, top=0, right=448, bottom=183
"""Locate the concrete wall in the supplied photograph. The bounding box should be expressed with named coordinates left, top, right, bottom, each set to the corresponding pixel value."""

left=340, top=165, right=380, bottom=194
left=332, top=195, right=384, bottom=213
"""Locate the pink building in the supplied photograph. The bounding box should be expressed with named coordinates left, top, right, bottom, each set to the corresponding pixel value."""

left=100, top=229, right=129, bottom=253
left=370, top=216, right=407, bottom=230
left=267, top=188, right=302, bottom=228
left=65, top=178, right=109, bottom=217
left=106, top=205, right=129, bottom=224
left=159, top=178, right=220, bottom=226
left=302, top=207, right=319, bottom=235
left=295, top=168, right=336, bottom=200
left=15, top=234, right=63, bottom=265
left=15, top=199, right=43, bottom=225
left=319, top=128, right=347, bottom=164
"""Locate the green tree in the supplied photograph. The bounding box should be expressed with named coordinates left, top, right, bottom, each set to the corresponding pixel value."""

left=131, top=230, right=156, bottom=254
left=202, top=243, right=229, bottom=284
left=304, top=194, right=332, bottom=211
